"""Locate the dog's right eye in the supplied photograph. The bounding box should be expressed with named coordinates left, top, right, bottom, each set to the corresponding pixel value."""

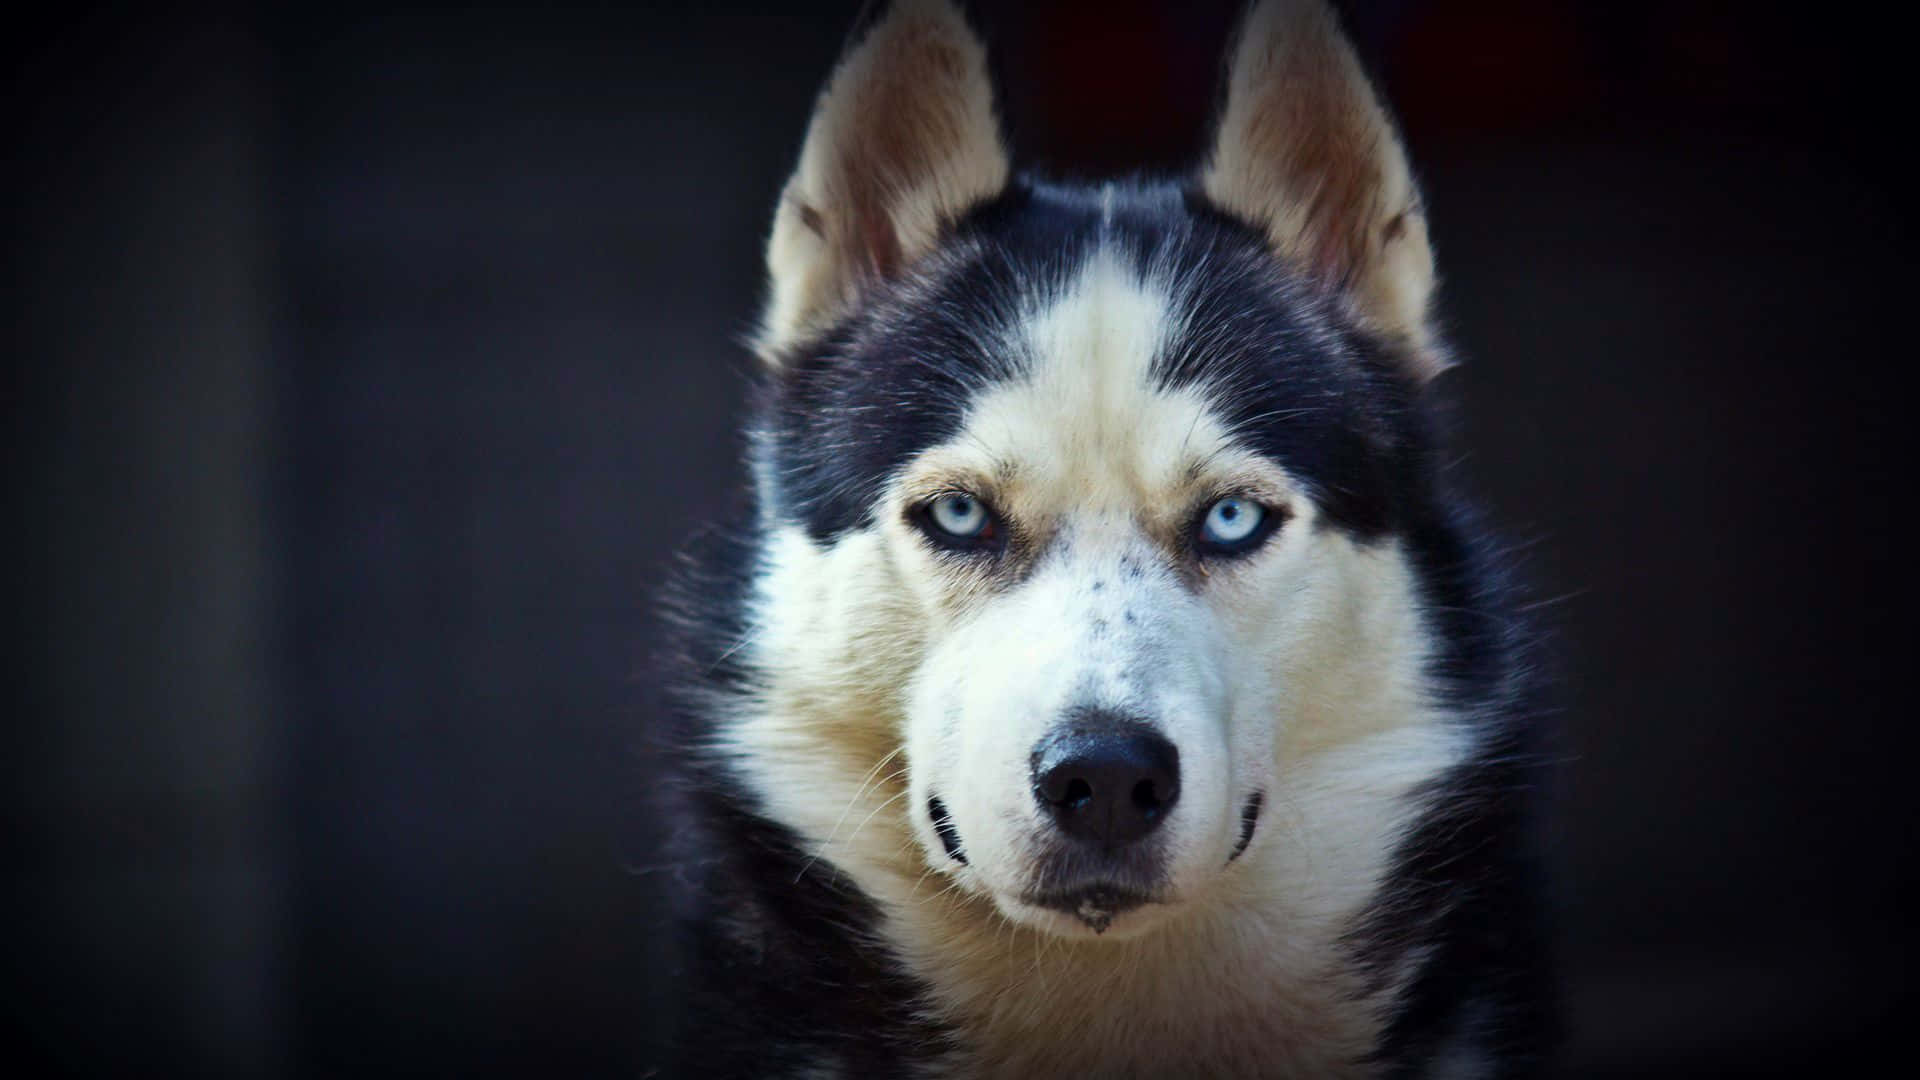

left=1193, top=495, right=1282, bottom=558
left=917, top=492, right=1000, bottom=550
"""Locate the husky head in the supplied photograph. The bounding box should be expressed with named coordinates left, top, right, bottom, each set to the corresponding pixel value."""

left=737, top=0, right=1451, bottom=942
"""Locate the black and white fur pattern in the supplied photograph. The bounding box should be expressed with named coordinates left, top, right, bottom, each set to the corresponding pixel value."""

left=656, top=1, right=1555, bottom=1075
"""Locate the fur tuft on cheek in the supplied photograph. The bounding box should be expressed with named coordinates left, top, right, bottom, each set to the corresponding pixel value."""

left=720, top=526, right=934, bottom=880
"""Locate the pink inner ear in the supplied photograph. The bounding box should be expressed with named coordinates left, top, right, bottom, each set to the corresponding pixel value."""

left=1291, top=116, right=1388, bottom=294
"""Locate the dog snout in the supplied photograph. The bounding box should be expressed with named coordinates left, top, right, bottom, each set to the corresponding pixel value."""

left=1031, top=712, right=1180, bottom=850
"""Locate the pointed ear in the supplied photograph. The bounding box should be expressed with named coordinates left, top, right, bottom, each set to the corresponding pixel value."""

left=755, top=0, right=1009, bottom=364
left=1202, top=0, right=1444, bottom=379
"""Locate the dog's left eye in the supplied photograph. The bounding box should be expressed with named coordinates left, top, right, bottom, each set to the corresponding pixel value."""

left=1196, top=496, right=1273, bottom=554
left=921, top=491, right=997, bottom=546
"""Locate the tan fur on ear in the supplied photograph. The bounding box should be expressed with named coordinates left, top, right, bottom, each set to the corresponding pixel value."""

left=1203, top=0, right=1444, bottom=379
left=755, top=0, right=1009, bottom=365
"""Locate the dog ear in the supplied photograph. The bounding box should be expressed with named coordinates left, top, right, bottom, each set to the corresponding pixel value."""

left=755, top=0, right=1009, bottom=364
left=1203, top=0, right=1444, bottom=380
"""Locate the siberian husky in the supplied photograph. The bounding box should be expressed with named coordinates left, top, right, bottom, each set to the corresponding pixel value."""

left=656, top=1, right=1555, bottom=1074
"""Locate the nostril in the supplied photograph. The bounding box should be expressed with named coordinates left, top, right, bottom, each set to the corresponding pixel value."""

left=1132, top=778, right=1162, bottom=813
left=1061, top=778, right=1093, bottom=809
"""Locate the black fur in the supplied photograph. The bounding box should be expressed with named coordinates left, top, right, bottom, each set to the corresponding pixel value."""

left=653, top=519, right=950, bottom=1076
left=763, top=179, right=1419, bottom=545
left=1350, top=497, right=1562, bottom=1076
left=657, top=173, right=1555, bottom=1074
left=659, top=762, right=951, bottom=1076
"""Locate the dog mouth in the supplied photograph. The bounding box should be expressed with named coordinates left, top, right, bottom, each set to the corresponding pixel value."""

left=1020, top=883, right=1156, bottom=934
left=931, top=790, right=1263, bottom=934
left=929, top=795, right=1154, bottom=933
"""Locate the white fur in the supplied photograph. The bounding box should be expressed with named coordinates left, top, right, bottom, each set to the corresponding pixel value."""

left=722, top=249, right=1469, bottom=1074
left=895, top=251, right=1257, bottom=937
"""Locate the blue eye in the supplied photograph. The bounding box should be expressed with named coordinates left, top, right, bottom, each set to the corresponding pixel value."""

left=927, top=492, right=991, bottom=539
left=1197, top=496, right=1271, bottom=552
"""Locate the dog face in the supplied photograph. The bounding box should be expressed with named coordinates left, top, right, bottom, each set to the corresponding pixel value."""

left=736, top=0, right=1445, bottom=940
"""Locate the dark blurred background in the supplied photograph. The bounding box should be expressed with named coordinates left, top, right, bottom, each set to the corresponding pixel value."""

left=8, top=1, right=1909, bottom=1075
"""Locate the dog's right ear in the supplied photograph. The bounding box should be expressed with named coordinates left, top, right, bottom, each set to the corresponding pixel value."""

left=754, top=0, right=1009, bottom=365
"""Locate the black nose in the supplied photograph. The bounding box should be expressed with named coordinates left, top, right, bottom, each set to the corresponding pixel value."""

left=1031, top=716, right=1180, bottom=850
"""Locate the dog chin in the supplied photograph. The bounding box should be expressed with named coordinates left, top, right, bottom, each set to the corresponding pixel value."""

left=1000, top=883, right=1176, bottom=940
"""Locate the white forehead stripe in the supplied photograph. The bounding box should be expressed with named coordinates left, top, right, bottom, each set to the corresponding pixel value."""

left=1021, top=248, right=1171, bottom=413
left=942, top=247, right=1229, bottom=511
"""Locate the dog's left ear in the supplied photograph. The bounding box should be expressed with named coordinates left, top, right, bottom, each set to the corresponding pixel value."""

left=1203, top=0, right=1444, bottom=380
left=755, top=0, right=1009, bottom=365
